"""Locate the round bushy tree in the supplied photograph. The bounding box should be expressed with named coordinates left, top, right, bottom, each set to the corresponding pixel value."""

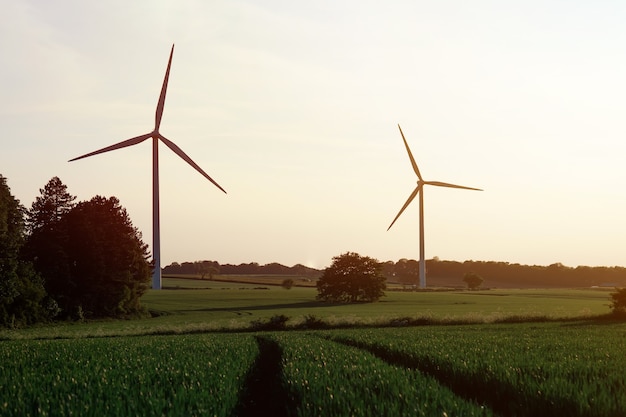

left=463, top=272, right=484, bottom=290
left=62, top=196, right=151, bottom=317
left=316, top=252, right=386, bottom=303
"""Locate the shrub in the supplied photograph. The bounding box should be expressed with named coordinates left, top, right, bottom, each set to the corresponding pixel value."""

left=301, top=314, right=328, bottom=329
left=609, top=288, right=626, bottom=316
left=250, top=314, right=290, bottom=331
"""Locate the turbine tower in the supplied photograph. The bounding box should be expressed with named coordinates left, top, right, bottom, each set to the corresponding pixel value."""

left=69, top=44, right=226, bottom=290
left=387, top=124, right=481, bottom=288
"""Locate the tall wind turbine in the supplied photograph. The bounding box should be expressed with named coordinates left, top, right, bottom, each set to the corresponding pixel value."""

left=69, top=44, right=226, bottom=290
left=387, top=124, right=481, bottom=288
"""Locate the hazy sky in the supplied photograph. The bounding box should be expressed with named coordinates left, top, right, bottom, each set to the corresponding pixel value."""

left=2, top=1, right=625, bottom=269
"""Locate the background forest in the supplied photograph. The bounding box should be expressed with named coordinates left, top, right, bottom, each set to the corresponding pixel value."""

left=164, top=258, right=626, bottom=288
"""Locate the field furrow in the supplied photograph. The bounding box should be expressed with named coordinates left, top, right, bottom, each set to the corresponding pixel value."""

left=234, top=336, right=291, bottom=417
left=269, top=332, right=493, bottom=417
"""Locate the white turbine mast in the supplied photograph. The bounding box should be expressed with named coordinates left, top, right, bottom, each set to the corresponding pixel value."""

left=387, top=124, right=481, bottom=288
left=69, top=44, right=226, bottom=290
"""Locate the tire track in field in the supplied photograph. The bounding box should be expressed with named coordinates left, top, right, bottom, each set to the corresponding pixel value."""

left=233, top=336, right=293, bottom=417
left=326, top=336, right=586, bottom=417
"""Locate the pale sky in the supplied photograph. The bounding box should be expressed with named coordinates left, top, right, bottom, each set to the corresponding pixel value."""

left=1, top=0, right=625, bottom=269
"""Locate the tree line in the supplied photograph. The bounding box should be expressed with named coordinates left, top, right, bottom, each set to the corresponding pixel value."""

left=163, top=260, right=321, bottom=278
left=166, top=257, right=626, bottom=288
left=0, top=175, right=151, bottom=327
left=383, top=258, right=626, bottom=287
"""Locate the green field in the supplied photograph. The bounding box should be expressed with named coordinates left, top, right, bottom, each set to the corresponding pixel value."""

left=1, top=278, right=625, bottom=416
left=0, top=278, right=613, bottom=340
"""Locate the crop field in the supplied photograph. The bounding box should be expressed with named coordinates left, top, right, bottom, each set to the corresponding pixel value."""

left=0, top=334, right=259, bottom=416
left=1, top=322, right=625, bottom=416
left=1, top=284, right=625, bottom=416
left=319, top=324, right=626, bottom=416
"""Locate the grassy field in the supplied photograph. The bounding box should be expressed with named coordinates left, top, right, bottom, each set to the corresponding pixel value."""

left=143, top=276, right=614, bottom=330
left=1, top=278, right=624, bottom=416
left=0, top=277, right=613, bottom=340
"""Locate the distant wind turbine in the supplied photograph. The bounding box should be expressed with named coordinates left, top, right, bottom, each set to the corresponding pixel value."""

left=69, top=44, right=226, bottom=290
left=387, top=124, right=481, bottom=288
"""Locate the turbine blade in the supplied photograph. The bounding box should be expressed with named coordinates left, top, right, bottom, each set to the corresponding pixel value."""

left=155, top=44, right=175, bottom=132
left=68, top=133, right=153, bottom=162
left=387, top=185, right=420, bottom=231
left=425, top=181, right=483, bottom=191
left=159, top=135, right=227, bottom=194
left=398, top=124, right=422, bottom=180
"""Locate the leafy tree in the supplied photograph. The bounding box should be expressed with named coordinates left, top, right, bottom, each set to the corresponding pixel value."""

left=281, top=278, right=294, bottom=289
left=24, top=177, right=76, bottom=301
left=61, top=196, right=151, bottom=317
left=609, top=288, right=626, bottom=316
left=463, top=271, right=484, bottom=290
left=0, top=175, right=49, bottom=327
left=193, top=261, right=219, bottom=279
left=316, top=252, right=386, bottom=303
left=206, top=266, right=219, bottom=280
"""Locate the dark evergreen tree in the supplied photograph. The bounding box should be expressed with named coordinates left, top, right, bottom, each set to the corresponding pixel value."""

left=0, top=175, right=49, bottom=327
left=27, top=176, right=76, bottom=233
left=316, top=252, right=386, bottom=303
left=24, top=177, right=76, bottom=302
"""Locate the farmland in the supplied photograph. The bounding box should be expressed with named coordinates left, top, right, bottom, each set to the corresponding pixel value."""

left=1, top=279, right=625, bottom=416
left=0, top=334, right=258, bottom=416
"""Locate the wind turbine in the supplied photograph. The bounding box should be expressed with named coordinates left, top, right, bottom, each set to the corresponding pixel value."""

left=387, top=124, right=481, bottom=288
left=69, top=44, right=226, bottom=290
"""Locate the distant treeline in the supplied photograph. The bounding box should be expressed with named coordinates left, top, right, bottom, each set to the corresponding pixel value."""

left=162, top=261, right=321, bottom=278
left=165, top=258, right=626, bottom=288
left=384, top=258, right=626, bottom=287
